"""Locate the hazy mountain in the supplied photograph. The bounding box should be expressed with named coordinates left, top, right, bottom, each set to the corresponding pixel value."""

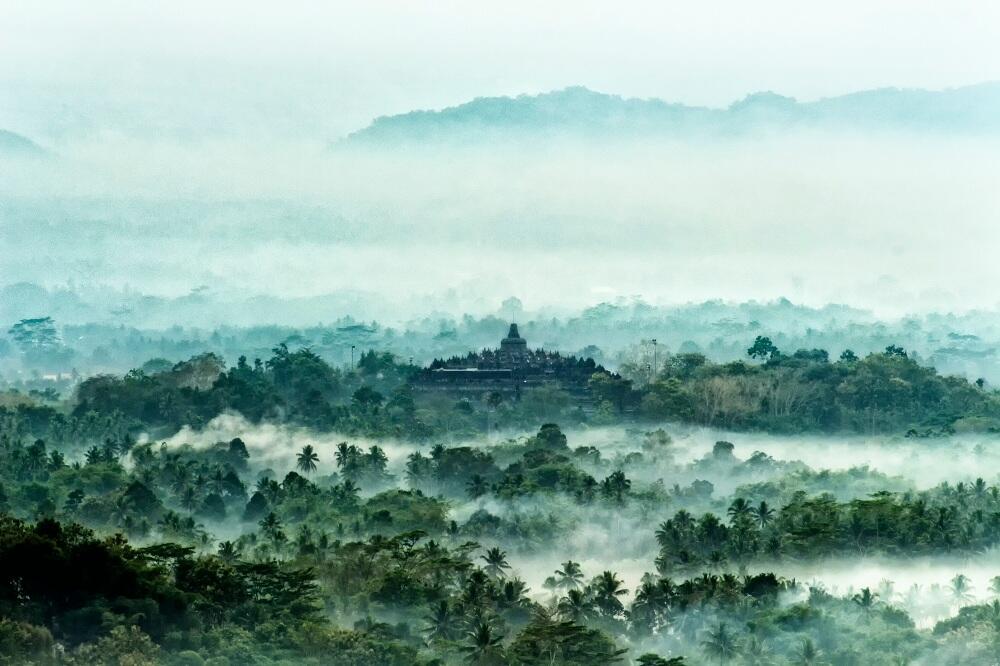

left=344, top=82, right=1000, bottom=144
left=0, top=129, right=45, bottom=156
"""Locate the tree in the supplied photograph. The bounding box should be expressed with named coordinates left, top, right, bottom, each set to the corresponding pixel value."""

left=424, top=599, right=460, bottom=641
left=8, top=317, right=60, bottom=353
left=352, top=386, right=385, bottom=413
left=180, top=487, right=198, bottom=513
left=482, top=547, right=511, bottom=579
left=747, top=336, right=778, bottom=361
left=556, top=589, right=594, bottom=623
left=592, top=571, right=628, bottom=618
left=554, top=560, right=584, bottom=590
left=587, top=372, right=636, bottom=413
left=467, top=474, right=490, bottom=499
left=259, top=512, right=285, bottom=551
left=508, top=615, right=627, bottom=665
left=853, top=587, right=879, bottom=614
left=794, top=638, right=821, bottom=665
left=701, top=623, right=739, bottom=663
left=637, top=655, right=686, bottom=666
left=950, top=574, right=973, bottom=601
left=296, top=445, right=319, bottom=474
left=460, top=621, right=504, bottom=664
left=217, top=541, right=240, bottom=563
left=726, top=498, right=753, bottom=523
left=752, top=501, right=775, bottom=529
left=71, top=625, right=160, bottom=665
left=600, top=470, right=631, bottom=504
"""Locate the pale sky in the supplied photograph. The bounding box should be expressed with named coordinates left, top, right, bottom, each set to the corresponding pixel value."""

left=1, top=1, right=999, bottom=139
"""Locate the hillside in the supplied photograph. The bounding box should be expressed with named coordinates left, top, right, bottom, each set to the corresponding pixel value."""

left=0, top=129, right=45, bottom=156
left=344, top=82, right=1000, bottom=144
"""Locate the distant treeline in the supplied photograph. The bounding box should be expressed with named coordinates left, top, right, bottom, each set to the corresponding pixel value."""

left=2, top=338, right=998, bottom=445
left=609, top=338, right=1000, bottom=435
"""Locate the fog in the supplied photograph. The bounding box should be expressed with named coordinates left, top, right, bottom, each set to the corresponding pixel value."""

left=3, top=129, right=999, bottom=320
left=156, top=414, right=1000, bottom=631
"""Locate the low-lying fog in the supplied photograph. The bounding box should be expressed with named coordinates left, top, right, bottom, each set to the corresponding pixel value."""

left=163, top=413, right=1000, bottom=491
left=3, top=130, right=999, bottom=318
left=156, top=414, right=1000, bottom=625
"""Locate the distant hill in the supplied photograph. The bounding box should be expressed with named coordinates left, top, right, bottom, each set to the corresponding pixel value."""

left=343, top=82, right=1000, bottom=144
left=0, top=129, right=45, bottom=156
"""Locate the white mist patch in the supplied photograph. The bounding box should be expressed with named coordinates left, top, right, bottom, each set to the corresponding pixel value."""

left=762, top=554, right=1000, bottom=629
left=561, top=425, right=1000, bottom=490
left=155, top=412, right=427, bottom=480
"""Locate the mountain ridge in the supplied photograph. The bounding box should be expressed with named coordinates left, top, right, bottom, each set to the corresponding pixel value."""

left=0, top=129, right=46, bottom=156
left=343, top=82, right=1000, bottom=144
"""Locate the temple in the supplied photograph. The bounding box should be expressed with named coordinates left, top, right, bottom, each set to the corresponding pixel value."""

left=412, top=324, right=603, bottom=396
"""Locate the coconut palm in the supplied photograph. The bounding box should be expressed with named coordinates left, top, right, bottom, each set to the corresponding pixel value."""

left=752, top=501, right=775, bottom=529
left=794, top=638, right=821, bottom=665
left=853, top=587, right=879, bottom=614
left=481, top=547, right=511, bottom=579
left=950, top=574, right=973, bottom=601
left=554, top=560, right=584, bottom=589
left=296, top=445, right=319, bottom=474
left=556, top=588, right=595, bottom=623
left=592, top=570, right=629, bottom=617
left=466, top=474, right=490, bottom=499
left=259, top=512, right=285, bottom=551
left=742, top=636, right=771, bottom=666
left=180, top=486, right=198, bottom=513
left=460, top=620, right=503, bottom=663
left=727, top=497, right=753, bottom=522
left=217, top=540, right=240, bottom=563
left=424, top=599, right=461, bottom=641
left=701, top=623, right=740, bottom=664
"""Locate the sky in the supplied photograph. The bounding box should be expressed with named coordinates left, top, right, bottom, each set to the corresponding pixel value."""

left=1, top=2, right=999, bottom=318
left=1, top=1, right=999, bottom=140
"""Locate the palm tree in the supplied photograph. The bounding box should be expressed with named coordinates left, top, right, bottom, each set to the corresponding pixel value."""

left=481, top=547, right=511, bottom=579
left=592, top=570, right=629, bottom=617
left=794, top=638, right=821, bottom=665
left=950, top=573, right=973, bottom=601
left=259, top=512, right=285, bottom=552
left=556, top=588, right=595, bottom=623
left=708, top=550, right=728, bottom=571
left=180, top=486, right=198, bottom=513
left=672, top=509, right=695, bottom=532
left=498, top=578, right=531, bottom=610
left=217, top=540, right=240, bottom=563
left=466, top=474, right=489, bottom=499
left=989, top=576, right=1000, bottom=596
left=460, top=621, right=503, bottom=664
left=554, top=560, right=584, bottom=589
left=741, top=636, right=771, bottom=666
left=727, top=498, right=753, bottom=523
left=296, top=445, right=319, bottom=474
left=211, top=468, right=225, bottom=495
left=853, top=587, right=879, bottom=614
left=424, top=600, right=460, bottom=641
left=601, top=470, right=631, bottom=504
left=335, top=442, right=356, bottom=469
left=23, top=440, right=47, bottom=478
left=752, top=501, right=775, bottom=529
left=701, top=623, right=740, bottom=664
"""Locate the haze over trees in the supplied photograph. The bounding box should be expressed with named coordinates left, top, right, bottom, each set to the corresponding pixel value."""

left=3, top=6, right=999, bottom=661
